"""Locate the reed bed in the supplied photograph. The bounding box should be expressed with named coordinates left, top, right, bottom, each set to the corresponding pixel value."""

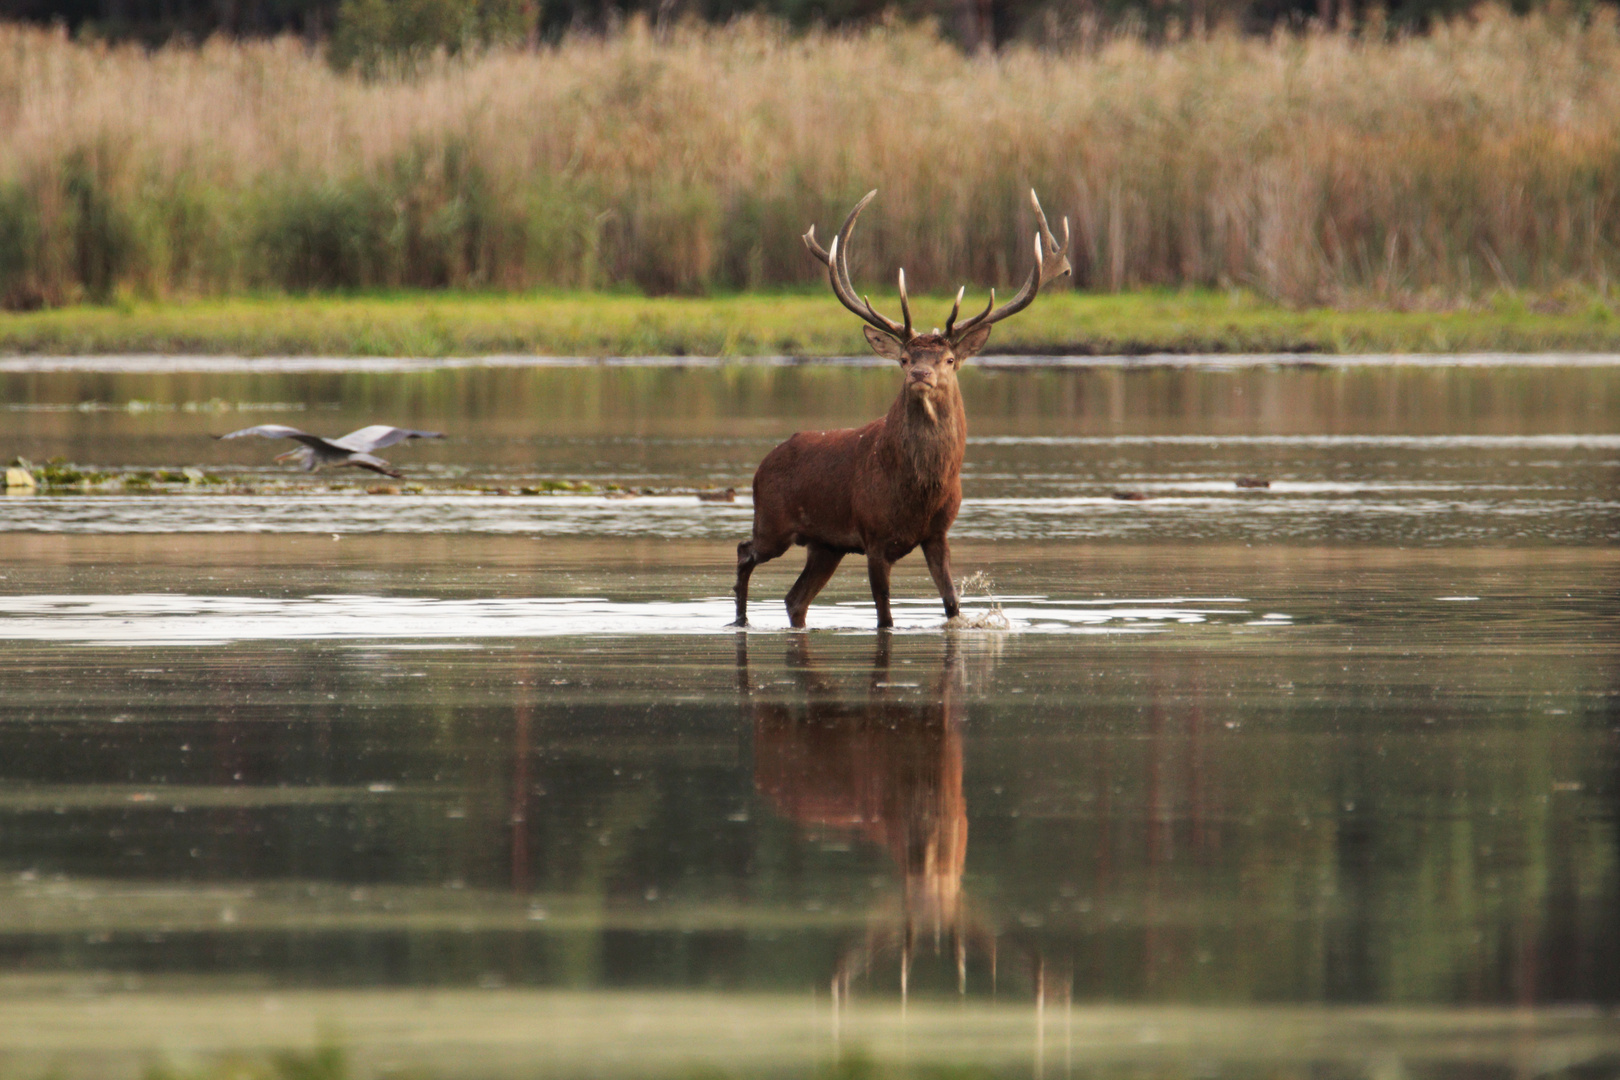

left=3, top=10, right=1620, bottom=309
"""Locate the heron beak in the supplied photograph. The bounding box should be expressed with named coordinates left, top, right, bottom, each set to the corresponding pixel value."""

left=273, top=450, right=298, bottom=463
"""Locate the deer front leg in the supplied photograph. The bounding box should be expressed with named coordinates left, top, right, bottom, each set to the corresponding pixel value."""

left=922, top=536, right=960, bottom=620
left=866, top=550, right=895, bottom=629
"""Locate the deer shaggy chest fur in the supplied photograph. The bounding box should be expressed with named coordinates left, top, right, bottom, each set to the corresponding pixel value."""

left=731, top=190, right=1070, bottom=630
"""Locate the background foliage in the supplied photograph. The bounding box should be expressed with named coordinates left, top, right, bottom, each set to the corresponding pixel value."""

left=3, top=0, right=1616, bottom=50
left=3, top=10, right=1620, bottom=309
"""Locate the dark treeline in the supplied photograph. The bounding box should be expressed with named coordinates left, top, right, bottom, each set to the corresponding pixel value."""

left=0, top=0, right=1595, bottom=56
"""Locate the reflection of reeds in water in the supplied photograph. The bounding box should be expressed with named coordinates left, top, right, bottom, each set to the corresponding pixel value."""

left=4, top=12, right=1620, bottom=306
left=747, top=634, right=1058, bottom=1005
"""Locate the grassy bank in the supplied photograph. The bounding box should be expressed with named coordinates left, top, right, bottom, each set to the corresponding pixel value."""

left=5, top=12, right=1620, bottom=310
left=3, top=289, right=1619, bottom=356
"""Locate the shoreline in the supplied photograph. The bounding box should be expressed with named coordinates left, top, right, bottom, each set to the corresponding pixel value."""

left=7, top=351, right=1620, bottom=374
left=4, top=291, right=1620, bottom=362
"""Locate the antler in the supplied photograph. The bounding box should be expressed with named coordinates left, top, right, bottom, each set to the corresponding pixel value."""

left=804, top=190, right=914, bottom=343
left=946, top=189, right=1072, bottom=341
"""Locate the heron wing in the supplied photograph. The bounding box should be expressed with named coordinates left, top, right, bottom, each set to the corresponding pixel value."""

left=217, top=424, right=309, bottom=441
left=332, top=426, right=444, bottom=452
left=216, top=425, right=340, bottom=452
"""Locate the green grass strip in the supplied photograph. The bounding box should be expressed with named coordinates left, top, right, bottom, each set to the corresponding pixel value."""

left=4, top=289, right=1620, bottom=357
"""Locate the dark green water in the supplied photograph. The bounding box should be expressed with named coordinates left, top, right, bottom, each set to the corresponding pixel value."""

left=0, top=359, right=1617, bottom=1079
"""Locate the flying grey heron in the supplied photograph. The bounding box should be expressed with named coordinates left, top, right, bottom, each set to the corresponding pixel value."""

left=214, top=425, right=445, bottom=479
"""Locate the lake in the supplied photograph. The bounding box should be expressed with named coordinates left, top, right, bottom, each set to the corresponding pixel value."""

left=1, top=356, right=1617, bottom=1080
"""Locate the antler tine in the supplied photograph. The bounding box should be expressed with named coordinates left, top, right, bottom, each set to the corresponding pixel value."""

left=949, top=188, right=1072, bottom=342
left=943, top=286, right=965, bottom=337
left=963, top=289, right=994, bottom=331
left=1029, top=188, right=1073, bottom=283
left=837, top=193, right=911, bottom=340
left=897, top=269, right=913, bottom=339
left=802, top=223, right=831, bottom=265
left=805, top=191, right=912, bottom=342
left=861, top=294, right=893, bottom=329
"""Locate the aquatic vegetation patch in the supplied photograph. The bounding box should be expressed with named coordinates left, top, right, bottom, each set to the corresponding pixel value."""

left=1, top=466, right=715, bottom=498
left=143, top=1042, right=348, bottom=1080
left=17, top=456, right=111, bottom=488
left=7, top=457, right=225, bottom=491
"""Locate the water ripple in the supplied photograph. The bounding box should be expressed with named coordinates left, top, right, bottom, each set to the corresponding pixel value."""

left=2, top=491, right=1613, bottom=544
left=0, top=593, right=1277, bottom=644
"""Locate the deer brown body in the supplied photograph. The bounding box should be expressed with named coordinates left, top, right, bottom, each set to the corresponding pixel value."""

left=731, top=189, right=1069, bottom=629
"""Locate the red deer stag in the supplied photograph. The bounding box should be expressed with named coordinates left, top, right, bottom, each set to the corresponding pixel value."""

left=731, top=190, right=1071, bottom=629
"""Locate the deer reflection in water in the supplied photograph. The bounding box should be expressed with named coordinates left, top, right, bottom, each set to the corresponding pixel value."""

left=743, top=633, right=1068, bottom=1012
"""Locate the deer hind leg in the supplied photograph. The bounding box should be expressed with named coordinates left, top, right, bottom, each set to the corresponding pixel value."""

left=785, top=542, right=845, bottom=629
left=866, top=550, right=895, bottom=630
left=732, top=534, right=789, bottom=627
left=731, top=539, right=761, bottom=627
left=922, top=536, right=961, bottom=620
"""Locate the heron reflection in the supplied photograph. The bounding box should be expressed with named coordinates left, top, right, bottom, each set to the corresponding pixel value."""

left=744, top=633, right=1060, bottom=1007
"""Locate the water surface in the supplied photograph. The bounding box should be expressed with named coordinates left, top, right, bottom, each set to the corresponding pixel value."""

left=0, top=360, right=1617, bottom=1079
left=4, top=361, right=1617, bottom=544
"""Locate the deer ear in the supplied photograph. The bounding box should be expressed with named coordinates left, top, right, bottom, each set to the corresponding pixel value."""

left=952, top=324, right=992, bottom=362
left=863, top=326, right=907, bottom=361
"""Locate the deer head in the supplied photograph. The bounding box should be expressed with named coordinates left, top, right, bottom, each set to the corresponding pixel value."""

left=802, top=189, right=1073, bottom=401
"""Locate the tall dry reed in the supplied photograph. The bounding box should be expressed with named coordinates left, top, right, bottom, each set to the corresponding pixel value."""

left=2, top=9, right=1619, bottom=306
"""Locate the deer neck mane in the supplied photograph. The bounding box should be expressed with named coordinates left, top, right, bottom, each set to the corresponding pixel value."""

left=881, top=382, right=966, bottom=489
